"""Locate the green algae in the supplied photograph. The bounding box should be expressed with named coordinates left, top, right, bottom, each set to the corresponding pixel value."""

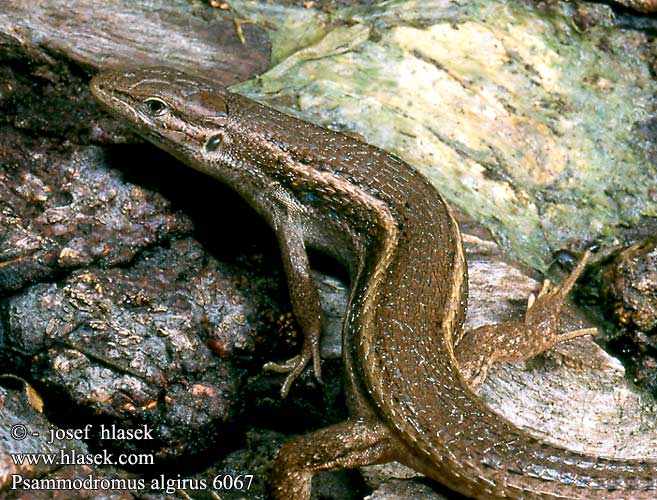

left=229, top=0, right=657, bottom=271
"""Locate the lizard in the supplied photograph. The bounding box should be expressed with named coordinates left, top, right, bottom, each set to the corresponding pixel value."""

left=90, top=68, right=657, bottom=500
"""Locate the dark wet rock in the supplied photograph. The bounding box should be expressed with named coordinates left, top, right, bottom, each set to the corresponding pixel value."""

left=0, top=468, right=138, bottom=500
left=600, top=237, right=657, bottom=395
left=0, top=128, right=193, bottom=295
left=0, top=379, right=86, bottom=489
left=0, top=65, right=102, bottom=141
left=602, top=237, right=657, bottom=332
left=0, top=379, right=138, bottom=499
left=0, top=238, right=288, bottom=459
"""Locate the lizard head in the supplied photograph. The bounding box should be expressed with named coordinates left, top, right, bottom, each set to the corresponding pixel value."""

left=90, top=68, right=237, bottom=179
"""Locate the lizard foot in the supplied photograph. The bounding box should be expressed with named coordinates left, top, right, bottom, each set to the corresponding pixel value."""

left=264, top=339, right=322, bottom=398
left=456, top=250, right=597, bottom=389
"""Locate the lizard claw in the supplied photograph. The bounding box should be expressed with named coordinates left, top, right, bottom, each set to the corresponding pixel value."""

left=537, top=279, right=552, bottom=299
left=263, top=340, right=322, bottom=398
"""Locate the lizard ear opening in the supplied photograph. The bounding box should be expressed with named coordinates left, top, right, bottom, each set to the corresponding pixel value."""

left=205, top=134, right=224, bottom=152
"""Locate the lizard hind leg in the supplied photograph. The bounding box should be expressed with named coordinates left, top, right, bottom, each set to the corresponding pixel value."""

left=456, top=250, right=597, bottom=390
left=270, top=419, right=397, bottom=500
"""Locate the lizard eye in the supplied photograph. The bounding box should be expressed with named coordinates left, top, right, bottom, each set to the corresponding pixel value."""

left=142, top=98, right=169, bottom=117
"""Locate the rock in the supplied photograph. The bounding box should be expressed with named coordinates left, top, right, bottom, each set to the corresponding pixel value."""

left=1, top=239, right=290, bottom=459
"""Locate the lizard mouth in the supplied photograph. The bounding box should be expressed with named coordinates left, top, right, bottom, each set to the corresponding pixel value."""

left=89, top=72, right=118, bottom=104
left=90, top=72, right=136, bottom=122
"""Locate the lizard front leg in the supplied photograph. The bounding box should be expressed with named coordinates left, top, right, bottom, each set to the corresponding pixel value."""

left=263, top=219, right=323, bottom=397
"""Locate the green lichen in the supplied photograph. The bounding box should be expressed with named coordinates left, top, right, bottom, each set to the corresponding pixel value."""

left=230, top=0, right=657, bottom=271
